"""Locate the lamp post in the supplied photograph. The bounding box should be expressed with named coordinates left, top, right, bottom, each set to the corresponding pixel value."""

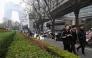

left=69, top=0, right=81, bottom=29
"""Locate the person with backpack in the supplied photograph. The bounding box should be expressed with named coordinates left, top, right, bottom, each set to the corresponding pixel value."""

left=62, top=25, right=72, bottom=52
left=70, top=25, right=78, bottom=55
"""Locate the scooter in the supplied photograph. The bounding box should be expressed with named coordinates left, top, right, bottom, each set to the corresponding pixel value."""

left=86, top=34, right=92, bottom=45
left=87, top=37, right=92, bottom=44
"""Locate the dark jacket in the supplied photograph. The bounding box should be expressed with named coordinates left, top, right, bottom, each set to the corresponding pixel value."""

left=78, top=29, right=86, bottom=42
left=62, top=30, right=72, bottom=45
left=71, top=30, right=77, bottom=44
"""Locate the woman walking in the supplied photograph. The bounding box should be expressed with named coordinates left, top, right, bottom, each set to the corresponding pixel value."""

left=62, top=25, right=72, bottom=52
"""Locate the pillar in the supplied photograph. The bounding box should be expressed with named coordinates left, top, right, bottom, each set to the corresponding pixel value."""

left=28, top=19, right=33, bottom=32
left=28, top=13, right=34, bottom=32
left=20, top=21, right=22, bottom=30
left=74, top=9, right=80, bottom=29
left=72, top=19, right=75, bottom=25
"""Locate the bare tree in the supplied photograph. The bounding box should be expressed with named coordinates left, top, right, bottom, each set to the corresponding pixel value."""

left=21, top=0, right=45, bottom=32
left=0, top=17, right=21, bottom=30
left=21, top=0, right=60, bottom=33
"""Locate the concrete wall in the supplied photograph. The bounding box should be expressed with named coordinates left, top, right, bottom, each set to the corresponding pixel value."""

left=50, top=25, right=65, bottom=31
left=43, top=22, right=48, bottom=31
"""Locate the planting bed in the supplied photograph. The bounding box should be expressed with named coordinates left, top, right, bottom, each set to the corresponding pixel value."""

left=0, top=31, right=15, bottom=58
left=6, top=32, right=61, bottom=58
left=24, top=34, right=80, bottom=58
left=3, top=32, right=79, bottom=58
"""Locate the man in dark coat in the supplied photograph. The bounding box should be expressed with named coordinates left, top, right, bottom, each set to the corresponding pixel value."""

left=77, top=25, right=86, bottom=55
left=70, top=25, right=78, bottom=55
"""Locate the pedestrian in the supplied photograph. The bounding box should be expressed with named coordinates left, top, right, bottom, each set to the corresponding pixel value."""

left=62, top=25, right=72, bottom=52
left=77, top=25, right=86, bottom=55
left=70, top=25, right=78, bottom=55
left=55, top=32, right=58, bottom=41
left=51, top=32, right=55, bottom=39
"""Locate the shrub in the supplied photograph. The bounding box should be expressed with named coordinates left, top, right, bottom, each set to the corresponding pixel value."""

left=0, top=27, right=6, bottom=30
left=31, top=37, right=80, bottom=58
left=6, top=32, right=61, bottom=58
left=0, top=30, right=8, bottom=33
left=0, top=27, right=8, bottom=33
left=0, top=31, right=15, bottom=58
left=24, top=35, right=46, bottom=50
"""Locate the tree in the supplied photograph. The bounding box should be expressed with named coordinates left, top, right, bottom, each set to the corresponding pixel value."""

left=21, top=0, right=45, bottom=32
left=0, top=17, right=21, bottom=30
left=69, top=0, right=82, bottom=29
left=12, top=21, right=21, bottom=30
left=85, top=20, right=92, bottom=31
left=21, top=0, right=60, bottom=33
left=39, top=0, right=60, bottom=33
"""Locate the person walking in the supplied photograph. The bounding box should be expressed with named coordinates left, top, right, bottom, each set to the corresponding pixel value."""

left=62, top=25, right=72, bottom=52
left=70, top=25, right=78, bottom=55
left=77, top=25, right=86, bottom=55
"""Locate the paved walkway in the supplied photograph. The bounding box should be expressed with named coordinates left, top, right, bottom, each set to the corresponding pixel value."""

left=43, top=38, right=92, bottom=58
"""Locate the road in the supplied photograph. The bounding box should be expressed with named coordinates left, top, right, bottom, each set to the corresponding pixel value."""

left=43, top=38, right=92, bottom=58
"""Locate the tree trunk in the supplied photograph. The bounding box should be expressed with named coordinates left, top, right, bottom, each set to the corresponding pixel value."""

left=41, top=23, right=43, bottom=32
left=52, top=19, right=55, bottom=33
left=74, top=9, right=80, bottom=29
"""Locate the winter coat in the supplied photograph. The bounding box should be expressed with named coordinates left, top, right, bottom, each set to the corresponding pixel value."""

left=62, top=30, right=72, bottom=45
left=71, top=30, right=77, bottom=44
left=78, top=29, right=86, bottom=42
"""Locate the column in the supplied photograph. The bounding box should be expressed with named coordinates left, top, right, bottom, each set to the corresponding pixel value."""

left=74, top=9, right=80, bottom=29
left=28, top=19, right=33, bottom=32
left=28, top=13, right=33, bottom=32
left=72, top=19, right=75, bottom=25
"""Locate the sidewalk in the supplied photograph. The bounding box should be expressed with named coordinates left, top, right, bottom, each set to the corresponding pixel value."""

left=43, top=38, right=92, bottom=58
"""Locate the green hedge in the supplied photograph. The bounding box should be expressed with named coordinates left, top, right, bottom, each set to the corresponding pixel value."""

left=32, top=37, right=80, bottom=58
left=0, top=28, right=8, bottom=33
left=6, top=32, right=61, bottom=58
left=0, top=27, right=6, bottom=30
left=0, top=31, right=15, bottom=58
left=0, top=30, right=8, bottom=33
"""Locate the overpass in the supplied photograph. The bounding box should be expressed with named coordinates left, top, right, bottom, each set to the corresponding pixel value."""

left=29, top=0, right=92, bottom=31
left=42, top=7, right=92, bottom=31
left=51, top=0, right=92, bottom=18
left=31, top=0, right=92, bottom=24
left=56, top=12, right=92, bottom=20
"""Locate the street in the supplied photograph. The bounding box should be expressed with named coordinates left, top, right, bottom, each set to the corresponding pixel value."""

left=43, top=38, right=92, bottom=58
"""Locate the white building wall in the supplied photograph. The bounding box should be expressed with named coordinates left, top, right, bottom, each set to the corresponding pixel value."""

left=28, top=19, right=34, bottom=32
left=43, top=22, right=48, bottom=31
left=50, top=25, right=65, bottom=31
left=72, top=20, right=75, bottom=25
left=54, top=25, right=65, bottom=30
left=28, top=13, right=34, bottom=32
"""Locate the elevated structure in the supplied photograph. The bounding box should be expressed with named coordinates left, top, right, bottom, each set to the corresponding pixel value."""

left=31, top=0, right=92, bottom=24
left=51, top=0, right=92, bottom=18
left=29, top=0, right=92, bottom=31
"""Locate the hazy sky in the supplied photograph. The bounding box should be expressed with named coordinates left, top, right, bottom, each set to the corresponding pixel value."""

left=0, top=0, right=25, bottom=23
